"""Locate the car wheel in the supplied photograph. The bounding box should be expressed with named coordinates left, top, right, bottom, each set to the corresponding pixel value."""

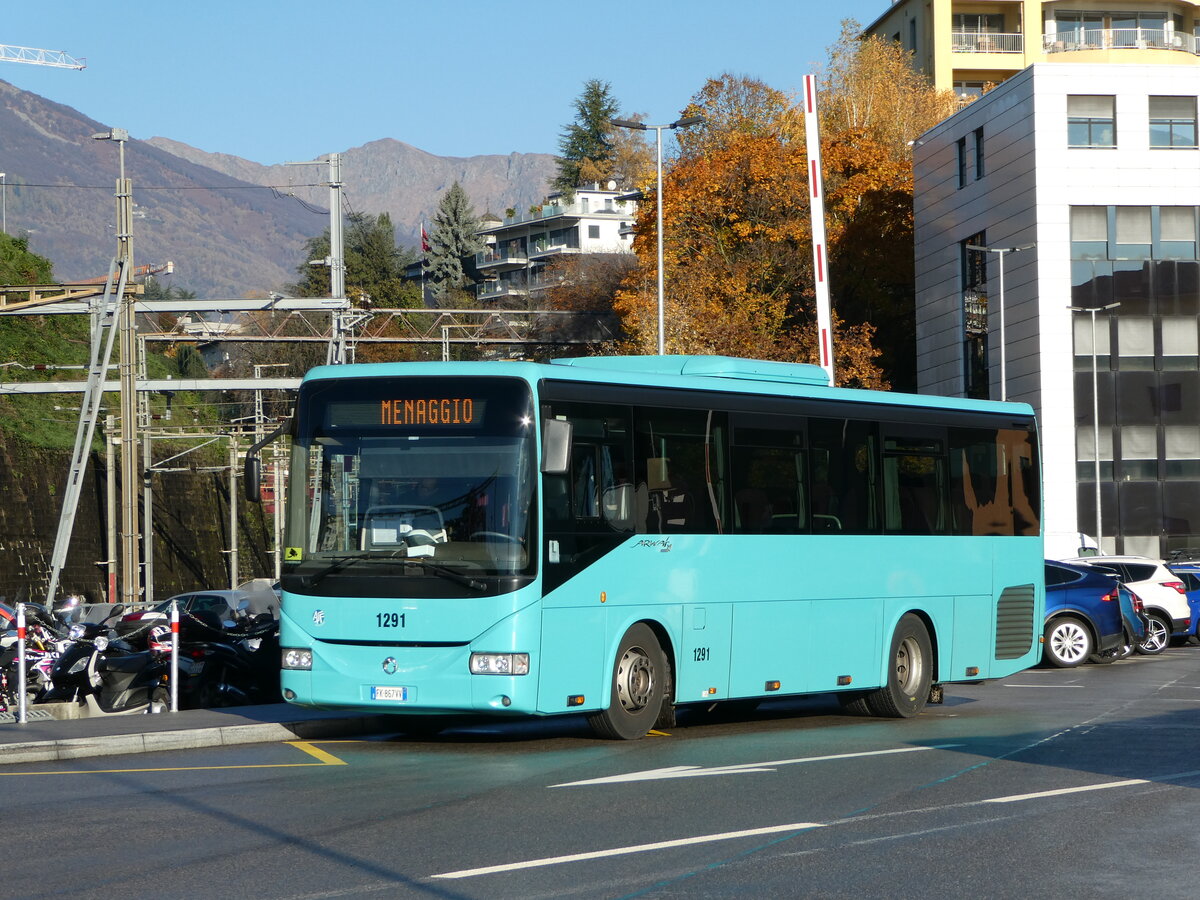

left=1137, top=614, right=1170, bottom=655
left=1043, top=617, right=1092, bottom=668
left=588, top=624, right=670, bottom=740
left=843, top=614, right=932, bottom=718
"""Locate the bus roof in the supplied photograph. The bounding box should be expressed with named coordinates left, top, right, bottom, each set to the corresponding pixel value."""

left=302, top=356, right=1036, bottom=419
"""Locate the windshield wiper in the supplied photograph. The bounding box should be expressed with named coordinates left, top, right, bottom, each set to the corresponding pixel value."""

left=297, top=552, right=486, bottom=592
left=403, top=560, right=487, bottom=592
left=298, top=552, right=381, bottom=588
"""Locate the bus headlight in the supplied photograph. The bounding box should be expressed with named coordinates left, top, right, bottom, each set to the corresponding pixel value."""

left=282, top=648, right=313, bottom=670
left=470, top=653, right=529, bottom=675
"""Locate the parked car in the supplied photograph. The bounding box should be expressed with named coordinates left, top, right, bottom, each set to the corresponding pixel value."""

left=1166, top=562, right=1200, bottom=642
left=1066, top=556, right=1191, bottom=654
left=1110, top=584, right=1150, bottom=660
left=114, top=590, right=262, bottom=644
left=1043, top=560, right=1125, bottom=667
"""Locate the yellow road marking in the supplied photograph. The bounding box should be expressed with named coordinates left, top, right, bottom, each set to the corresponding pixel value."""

left=0, top=740, right=354, bottom=776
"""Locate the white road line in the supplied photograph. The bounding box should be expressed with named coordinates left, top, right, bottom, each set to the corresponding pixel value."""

left=430, top=822, right=826, bottom=879
left=983, top=779, right=1148, bottom=803
left=551, top=744, right=962, bottom=787
left=1003, top=684, right=1084, bottom=688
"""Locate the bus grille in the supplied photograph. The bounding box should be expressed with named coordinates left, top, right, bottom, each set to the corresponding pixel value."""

left=995, top=583, right=1035, bottom=659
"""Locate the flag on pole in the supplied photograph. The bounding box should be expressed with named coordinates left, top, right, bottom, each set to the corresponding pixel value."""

left=421, top=224, right=431, bottom=253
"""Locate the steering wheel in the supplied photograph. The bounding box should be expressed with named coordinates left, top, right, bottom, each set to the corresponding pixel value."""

left=470, top=531, right=523, bottom=544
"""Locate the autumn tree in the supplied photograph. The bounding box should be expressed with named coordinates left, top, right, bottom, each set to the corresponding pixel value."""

left=819, top=21, right=960, bottom=389
left=612, top=73, right=887, bottom=388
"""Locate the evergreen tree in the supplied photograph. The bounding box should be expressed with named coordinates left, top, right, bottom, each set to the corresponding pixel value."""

left=426, top=182, right=483, bottom=304
left=290, top=211, right=418, bottom=307
left=554, top=79, right=621, bottom=194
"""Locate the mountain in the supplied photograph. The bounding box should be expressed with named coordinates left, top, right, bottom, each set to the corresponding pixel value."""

left=146, top=136, right=558, bottom=249
left=0, top=79, right=557, bottom=298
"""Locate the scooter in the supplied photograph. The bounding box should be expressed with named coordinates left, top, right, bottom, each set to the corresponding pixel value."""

left=38, top=621, right=171, bottom=716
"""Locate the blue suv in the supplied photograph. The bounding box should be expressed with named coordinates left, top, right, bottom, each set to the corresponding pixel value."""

left=1166, top=562, right=1200, bottom=642
left=1043, top=560, right=1124, bottom=667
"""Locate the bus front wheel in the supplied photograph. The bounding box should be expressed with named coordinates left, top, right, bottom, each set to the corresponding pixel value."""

left=843, top=614, right=932, bottom=718
left=589, top=624, right=669, bottom=740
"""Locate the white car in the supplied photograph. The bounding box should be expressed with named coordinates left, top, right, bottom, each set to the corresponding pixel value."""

left=1066, top=556, right=1190, bottom=654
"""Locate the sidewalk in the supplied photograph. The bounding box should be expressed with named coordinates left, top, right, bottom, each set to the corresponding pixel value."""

left=0, top=703, right=400, bottom=765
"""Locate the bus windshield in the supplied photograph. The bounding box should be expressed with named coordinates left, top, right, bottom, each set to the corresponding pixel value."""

left=284, top=376, right=537, bottom=595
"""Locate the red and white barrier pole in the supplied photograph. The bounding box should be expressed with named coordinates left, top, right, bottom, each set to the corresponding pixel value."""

left=170, top=598, right=179, bottom=713
left=16, top=603, right=27, bottom=725
left=803, top=73, right=836, bottom=387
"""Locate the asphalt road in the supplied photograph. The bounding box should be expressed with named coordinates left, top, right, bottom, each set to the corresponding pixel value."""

left=6, top=648, right=1200, bottom=900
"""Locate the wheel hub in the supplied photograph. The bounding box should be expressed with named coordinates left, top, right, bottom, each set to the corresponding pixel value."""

left=615, top=647, right=654, bottom=712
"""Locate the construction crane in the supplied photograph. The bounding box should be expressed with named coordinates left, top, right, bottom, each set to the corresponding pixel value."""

left=0, top=44, right=85, bottom=69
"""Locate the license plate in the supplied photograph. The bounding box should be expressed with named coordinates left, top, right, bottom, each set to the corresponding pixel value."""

left=371, top=685, right=409, bottom=701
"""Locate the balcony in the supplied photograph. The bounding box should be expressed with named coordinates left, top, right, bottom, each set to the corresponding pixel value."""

left=952, top=31, right=1024, bottom=53
left=475, top=246, right=528, bottom=272
left=1044, top=28, right=1194, bottom=54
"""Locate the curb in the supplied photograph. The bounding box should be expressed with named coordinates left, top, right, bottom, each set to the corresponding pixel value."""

left=1, top=715, right=399, bottom=766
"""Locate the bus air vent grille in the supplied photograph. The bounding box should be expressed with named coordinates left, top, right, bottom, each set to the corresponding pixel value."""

left=995, top=583, right=1035, bottom=660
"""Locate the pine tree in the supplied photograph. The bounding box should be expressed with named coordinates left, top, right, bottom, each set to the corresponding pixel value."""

left=426, top=182, right=483, bottom=304
left=554, top=79, right=620, bottom=194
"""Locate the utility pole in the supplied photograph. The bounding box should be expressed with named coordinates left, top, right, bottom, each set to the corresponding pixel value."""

left=93, top=127, right=140, bottom=606
left=285, top=153, right=352, bottom=363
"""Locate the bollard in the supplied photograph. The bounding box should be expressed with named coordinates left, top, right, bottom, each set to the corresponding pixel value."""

left=16, top=603, right=27, bottom=725
left=170, top=598, right=179, bottom=713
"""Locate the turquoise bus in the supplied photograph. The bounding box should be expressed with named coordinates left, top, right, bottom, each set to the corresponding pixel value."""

left=247, top=355, right=1044, bottom=740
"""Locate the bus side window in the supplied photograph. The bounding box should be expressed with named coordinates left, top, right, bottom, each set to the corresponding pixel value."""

left=809, top=418, right=880, bottom=534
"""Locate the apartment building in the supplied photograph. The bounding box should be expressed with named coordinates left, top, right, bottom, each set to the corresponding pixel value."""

left=866, top=1, right=1200, bottom=101
left=473, top=185, right=636, bottom=303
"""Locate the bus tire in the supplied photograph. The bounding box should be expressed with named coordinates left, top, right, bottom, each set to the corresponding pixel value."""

left=852, top=614, right=933, bottom=719
left=589, top=624, right=667, bottom=740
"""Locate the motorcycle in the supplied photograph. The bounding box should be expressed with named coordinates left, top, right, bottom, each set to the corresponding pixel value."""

left=38, top=620, right=171, bottom=716
left=1, top=603, right=69, bottom=712
left=172, top=608, right=280, bottom=709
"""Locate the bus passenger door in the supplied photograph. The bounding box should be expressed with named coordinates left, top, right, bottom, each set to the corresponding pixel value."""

left=676, top=604, right=732, bottom=704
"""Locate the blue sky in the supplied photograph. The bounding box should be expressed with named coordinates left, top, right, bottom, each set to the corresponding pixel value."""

left=3, top=1, right=885, bottom=165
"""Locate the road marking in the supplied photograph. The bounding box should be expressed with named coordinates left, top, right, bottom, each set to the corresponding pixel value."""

left=550, top=744, right=962, bottom=787
left=438, top=769, right=1200, bottom=881
left=430, top=822, right=827, bottom=879
left=1003, top=684, right=1084, bottom=688
left=0, top=740, right=352, bottom=776
left=983, top=779, right=1148, bottom=803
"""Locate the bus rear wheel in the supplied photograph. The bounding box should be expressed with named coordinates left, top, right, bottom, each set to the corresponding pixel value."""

left=843, top=614, right=932, bottom=718
left=589, top=624, right=669, bottom=740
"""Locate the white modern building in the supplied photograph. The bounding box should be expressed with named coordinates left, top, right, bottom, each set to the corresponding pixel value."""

left=474, top=185, right=636, bottom=303
left=914, top=63, right=1200, bottom=557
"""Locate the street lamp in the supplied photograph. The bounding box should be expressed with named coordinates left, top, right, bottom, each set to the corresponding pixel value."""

left=965, top=243, right=1034, bottom=401
left=1, top=172, right=6, bottom=233
left=1068, top=301, right=1120, bottom=552
left=611, top=114, right=705, bottom=355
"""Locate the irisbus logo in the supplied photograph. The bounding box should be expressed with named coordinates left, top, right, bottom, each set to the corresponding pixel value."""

left=634, top=538, right=672, bottom=553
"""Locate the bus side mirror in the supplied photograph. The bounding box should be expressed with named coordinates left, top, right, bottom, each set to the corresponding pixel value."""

left=244, top=454, right=262, bottom=503
left=541, top=418, right=572, bottom=474
left=243, top=418, right=292, bottom=504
